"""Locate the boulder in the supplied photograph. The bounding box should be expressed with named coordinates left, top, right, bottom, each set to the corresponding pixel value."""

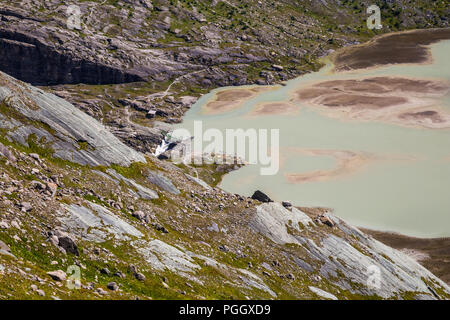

left=0, top=142, right=16, bottom=162
left=107, top=282, right=119, bottom=291
left=147, top=171, right=180, bottom=195
left=251, top=190, right=273, bottom=203
left=47, top=270, right=67, bottom=281
left=0, top=240, right=10, bottom=252
left=282, top=201, right=292, bottom=209
left=319, top=215, right=335, bottom=227
left=58, top=236, right=79, bottom=256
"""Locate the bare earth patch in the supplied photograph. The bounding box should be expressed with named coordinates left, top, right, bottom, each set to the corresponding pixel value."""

left=293, top=76, right=450, bottom=128
left=249, top=102, right=299, bottom=116
left=202, top=86, right=275, bottom=115
left=332, top=28, right=450, bottom=72
left=284, top=148, right=374, bottom=184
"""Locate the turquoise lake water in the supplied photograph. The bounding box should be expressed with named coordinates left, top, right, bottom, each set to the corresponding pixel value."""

left=176, top=40, right=450, bottom=238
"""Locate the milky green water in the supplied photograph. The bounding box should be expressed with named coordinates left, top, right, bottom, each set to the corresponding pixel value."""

left=176, top=40, right=450, bottom=238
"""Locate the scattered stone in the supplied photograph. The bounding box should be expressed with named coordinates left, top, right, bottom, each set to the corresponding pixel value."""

left=0, top=221, right=9, bottom=229
left=218, top=244, right=229, bottom=252
left=29, top=153, right=40, bottom=162
left=10, top=220, right=20, bottom=229
left=47, top=270, right=67, bottom=282
left=30, top=180, right=46, bottom=191
left=272, top=64, right=284, bottom=71
left=96, top=287, right=108, bottom=295
left=132, top=210, right=148, bottom=222
left=107, top=282, right=118, bottom=291
left=319, top=215, right=335, bottom=227
left=207, top=222, right=220, bottom=232
left=285, top=273, right=295, bottom=280
left=100, top=268, right=111, bottom=276
left=282, top=201, right=292, bottom=209
left=114, top=271, right=125, bottom=278
left=0, top=240, right=10, bottom=252
left=134, top=272, right=146, bottom=281
left=20, top=202, right=33, bottom=212
left=309, top=286, right=338, bottom=300
left=146, top=110, right=156, bottom=118
left=155, top=223, right=169, bottom=234
left=36, top=289, right=45, bottom=296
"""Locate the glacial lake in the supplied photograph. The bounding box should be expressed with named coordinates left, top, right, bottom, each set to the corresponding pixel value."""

left=176, top=39, right=450, bottom=238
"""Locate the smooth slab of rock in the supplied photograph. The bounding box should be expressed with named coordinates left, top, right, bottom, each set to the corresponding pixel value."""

left=309, top=286, right=338, bottom=300
left=147, top=171, right=180, bottom=195
left=185, top=174, right=211, bottom=190
left=0, top=71, right=146, bottom=167
left=250, top=202, right=450, bottom=299
left=106, top=169, right=158, bottom=200
left=250, top=202, right=313, bottom=244
left=59, top=202, right=143, bottom=242
left=134, top=239, right=200, bottom=274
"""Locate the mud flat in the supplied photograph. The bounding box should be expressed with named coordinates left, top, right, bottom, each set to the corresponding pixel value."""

left=333, top=28, right=450, bottom=72
left=249, top=102, right=299, bottom=116
left=284, top=149, right=373, bottom=183
left=293, top=76, right=450, bottom=128
left=202, top=86, right=275, bottom=115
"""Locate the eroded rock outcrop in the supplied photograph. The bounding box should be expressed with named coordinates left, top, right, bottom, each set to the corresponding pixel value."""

left=250, top=202, right=450, bottom=299
left=0, top=71, right=146, bottom=166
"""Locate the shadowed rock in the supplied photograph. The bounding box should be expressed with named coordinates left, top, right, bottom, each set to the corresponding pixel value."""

left=251, top=190, right=273, bottom=203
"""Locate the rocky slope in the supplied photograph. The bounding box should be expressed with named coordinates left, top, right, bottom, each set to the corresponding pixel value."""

left=1, top=0, right=449, bottom=154
left=1, top=70, right=449, bottom=300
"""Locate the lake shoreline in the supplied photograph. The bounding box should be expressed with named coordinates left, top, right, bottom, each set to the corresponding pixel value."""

left=298, top=205, right=450, bottom=284
left=331, top=27, right=450, bottom=72
left=178, top=28, right=450, bottom=238
left=361, top=228, right=450, bottom=285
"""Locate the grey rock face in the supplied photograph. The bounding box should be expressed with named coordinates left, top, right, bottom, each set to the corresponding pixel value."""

left=147, top=171, right=180, bottom=195
left=134, top=239, right=201, bottom=274
left=185, top=174, right=211, bottom=190
left=0, top=142, right=16, bottom=162
left=47, top=270, right=67, bottom=282
left=250, top=202, right=450, bottom=299
left=0, top=71, right=146, bottom=167
left=0, top=240, right=10, bottom=253
left=106, top=169, right=159, bottom=200
left=59, top=202, right=143, bottom=242
left=0, top=32, right=145, bottom=85
left=309, top=286, right=338, bottom=300
left=250, top=202, right=313, bottom=244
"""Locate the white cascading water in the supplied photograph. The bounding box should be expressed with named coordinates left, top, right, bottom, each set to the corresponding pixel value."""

left=153, top=137, right=171, bottom=157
